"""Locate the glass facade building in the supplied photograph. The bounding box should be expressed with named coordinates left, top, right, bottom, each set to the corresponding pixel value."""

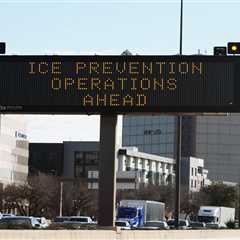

left=122, top=114, right=240, bottom=183
left=123, top=116, right=175, bottom=158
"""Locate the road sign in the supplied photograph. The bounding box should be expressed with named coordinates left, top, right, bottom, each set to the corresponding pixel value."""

left=0, top=55, right=239, bottom=113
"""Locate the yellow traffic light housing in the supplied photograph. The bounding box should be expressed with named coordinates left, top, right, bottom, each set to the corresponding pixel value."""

left=227, top=42, right=240, bottom=54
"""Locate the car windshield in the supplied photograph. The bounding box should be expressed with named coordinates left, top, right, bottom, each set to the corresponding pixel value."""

left=167, top=220, right=186, bottom=226
left=116, top=222, right=127, bottom=227
left=117, top=208, right=137, bottom=218
left=2, top=214, right=14, bottom=217
left=0, top=218, right=31, bottom=225
left=36, top=218, right=41, bottom=223
left=70, top=218, right=88, bottom=222
left=54, top=217, right=70, bottom=222
left=145, top=222, right=164, bottom=227
left=190, top=222, right=204, bottom=227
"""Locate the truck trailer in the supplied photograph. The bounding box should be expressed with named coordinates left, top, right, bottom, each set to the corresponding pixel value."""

left=116, top=200, right=165, bottom=228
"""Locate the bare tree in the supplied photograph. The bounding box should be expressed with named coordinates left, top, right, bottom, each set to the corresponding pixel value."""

left=1, top=173, right=60, bottom=218
left=61, top=179, right=97, bottom=217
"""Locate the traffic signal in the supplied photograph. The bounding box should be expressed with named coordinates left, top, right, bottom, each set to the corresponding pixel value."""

left=214, top=46, right=227, bottom=56
left=0, top=42, right=6, bottom=54
left=227, top=42, right=240, bottom=54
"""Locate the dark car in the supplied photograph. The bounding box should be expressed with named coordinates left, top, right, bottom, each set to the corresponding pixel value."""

left=167, top=219, right=191, bottom=230
left=0, top=216, right=41, bottom=229
left=138, top=221, right=169, bottom=230
left=189, top=221, right=206, bottom=229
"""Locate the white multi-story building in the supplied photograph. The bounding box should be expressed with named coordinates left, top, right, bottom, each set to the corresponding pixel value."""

left=181, top=157, right=210, bottom=192
left=88, top=147, right=209, bottom=192
left=0, top=115, right=29, bottom=186
left=117, top=147, right=175, bottom=186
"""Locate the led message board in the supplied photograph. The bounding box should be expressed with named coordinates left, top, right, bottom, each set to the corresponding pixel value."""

left=0, top=56, right=239, bottom=113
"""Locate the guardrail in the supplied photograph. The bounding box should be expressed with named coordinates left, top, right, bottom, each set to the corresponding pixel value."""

left=0, top=229, right=240, bottom=240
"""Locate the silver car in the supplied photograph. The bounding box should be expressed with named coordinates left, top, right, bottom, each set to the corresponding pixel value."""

left=138, top=221, right=169, bottom=230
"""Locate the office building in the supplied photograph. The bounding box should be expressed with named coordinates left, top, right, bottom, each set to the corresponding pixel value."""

left=29, top=142, right=209, bottom=192
left=122, top=114, right=240, bottom=183
left=0, top=115, right=28, bottom=185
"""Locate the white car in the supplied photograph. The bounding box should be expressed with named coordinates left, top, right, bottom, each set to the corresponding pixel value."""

left=36, top=217, right=49, bottom=228
left=115, top=220, right=131, bottom=230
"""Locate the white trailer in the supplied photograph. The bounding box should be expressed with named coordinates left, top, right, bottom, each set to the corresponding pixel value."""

left=198, top=206, right=235, bottom=228
left=119, top=200, right=165, bottom=223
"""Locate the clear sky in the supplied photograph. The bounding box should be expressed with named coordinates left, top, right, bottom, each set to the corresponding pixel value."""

left=1, top=0, right=239, bottom=142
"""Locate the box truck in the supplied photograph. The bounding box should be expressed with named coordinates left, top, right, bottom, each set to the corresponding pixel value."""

left=198, top=206, right=235, bottom=228
left=116, top=200, right=165, bottom=228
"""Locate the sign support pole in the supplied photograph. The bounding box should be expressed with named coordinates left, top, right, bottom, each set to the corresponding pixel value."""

left=175, top=0, right=183, bottom=229
left=98, top=114, right=117, bottom=227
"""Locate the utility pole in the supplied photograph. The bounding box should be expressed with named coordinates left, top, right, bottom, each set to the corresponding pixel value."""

left=175, top=0, right=183, bottom=229
left=59, top=181, right=63, bottom=217
left=239, top=183, right=240, bottom=227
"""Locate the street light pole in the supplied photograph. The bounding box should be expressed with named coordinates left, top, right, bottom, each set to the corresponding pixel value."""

left=179, top=0, right=183, bottom=55
left=175, top=0, right=183, bottom=229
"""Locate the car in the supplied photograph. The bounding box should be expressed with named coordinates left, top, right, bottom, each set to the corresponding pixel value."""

left=137, top=220, right=169, bottom=230
left=167, top=219, right=191, bottom=230
left=55, top=216, right=95, bottom=228
left=0, top=216, right=41, bottom=229
left=36, top=217, right=49, bottom=228
left=189, top=221, right=206, bottom=229
left=0, top=213, right=15, bottom=219
left=115, top=220, right=131, bottom=230
left=67, top=216, right=94, bottom=224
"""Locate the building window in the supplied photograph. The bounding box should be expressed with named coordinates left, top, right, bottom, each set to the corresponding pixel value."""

left=191, top=167, right=194, bottom=176
left=195, top=168, right=197, bottom=176
left=74, top=151, right=99, bottom=178
left=191, top=179, right=193, bottom=188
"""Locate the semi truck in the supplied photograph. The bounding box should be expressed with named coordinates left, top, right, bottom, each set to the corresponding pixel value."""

left=116, top=200, right=165, bottom=228
left=198, top=206, right=235, bottom=228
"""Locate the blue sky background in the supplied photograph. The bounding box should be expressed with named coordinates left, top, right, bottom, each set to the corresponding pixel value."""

left=0, top=0, right=239, bottom=142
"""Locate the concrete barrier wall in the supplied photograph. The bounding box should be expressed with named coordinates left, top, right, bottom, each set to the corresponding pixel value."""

left=0, top=230, right=239, bottom=240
